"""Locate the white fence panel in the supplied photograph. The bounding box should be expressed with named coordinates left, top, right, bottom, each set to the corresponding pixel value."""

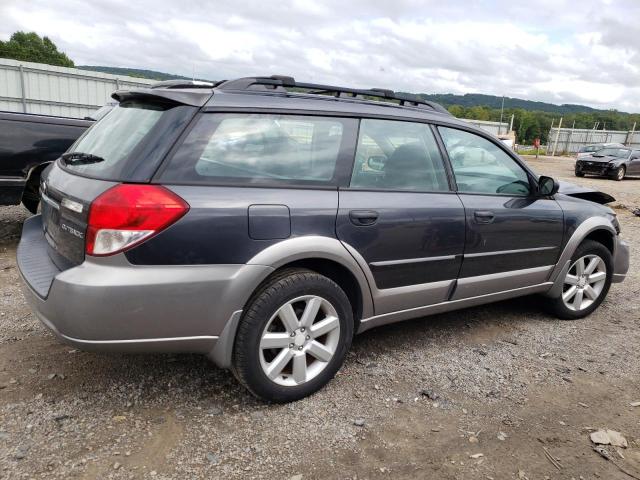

left=548, top=127, right=639, bottom=154
left=0, top=58, right=155, bottom=118
left=464, top=119, right=510, bottom=136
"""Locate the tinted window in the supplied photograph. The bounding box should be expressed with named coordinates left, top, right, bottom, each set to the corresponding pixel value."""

left=350, top=119, right=449, bottom=191
left=64, top=101, right=169, bottom=178
left=439, top=127, right=531, bottom=196
left=163, top=114, right=345, bottom=184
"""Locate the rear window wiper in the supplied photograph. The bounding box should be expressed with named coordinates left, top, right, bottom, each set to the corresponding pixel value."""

left=61, top=152, right=105, bottom=166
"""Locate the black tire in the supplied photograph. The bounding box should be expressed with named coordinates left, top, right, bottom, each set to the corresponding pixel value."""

left=232, top=268, right=354, bottom=402
left=574, top=171, right=585, bottom=177
left=548, top=240, right=613, bottom=320
left=612, top=165, right=626, bottom=181
left=21, top=179, right=40, bottom=214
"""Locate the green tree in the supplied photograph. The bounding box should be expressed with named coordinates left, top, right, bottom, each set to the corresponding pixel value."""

left=0, top=31, right=74, bottom=67
left=447, top=105, right=465, bottom=117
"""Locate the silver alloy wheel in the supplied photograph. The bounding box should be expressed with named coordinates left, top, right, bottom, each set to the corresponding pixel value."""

left=259, top=295, right=341, bottom=387
left=562, top=254, right=607, bottom=311
left=617, top=167, right=625, bottom=180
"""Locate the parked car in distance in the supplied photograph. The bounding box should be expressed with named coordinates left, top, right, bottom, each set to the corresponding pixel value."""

left=17, top=77, right=629, bottom=402
left=0, top=111, right=91, bottom=212
left=575, top=142, right=624, bottom=160
left=575, top=146, right=640, bottom=180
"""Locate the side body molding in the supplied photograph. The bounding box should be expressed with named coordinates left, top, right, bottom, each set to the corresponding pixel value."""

left=547, top=216, right=616, bottom=285
left=246, top=235, right=375, bottom=319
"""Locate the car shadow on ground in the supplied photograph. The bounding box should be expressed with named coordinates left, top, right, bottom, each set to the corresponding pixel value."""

left=18, top=293, right=556, bottom=408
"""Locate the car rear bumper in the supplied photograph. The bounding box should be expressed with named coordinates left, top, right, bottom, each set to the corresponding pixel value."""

left=17, top=215, right=273, bottom=363
left=612, top=235, right=630, bottom=283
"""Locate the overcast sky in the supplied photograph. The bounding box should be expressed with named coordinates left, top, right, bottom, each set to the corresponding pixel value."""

left=2, top=0, right=639, bottom=112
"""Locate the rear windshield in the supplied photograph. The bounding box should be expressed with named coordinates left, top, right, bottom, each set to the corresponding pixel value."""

left=62, top=101, right=172, bottom=179
left=161, top=113, right=348, bottom=185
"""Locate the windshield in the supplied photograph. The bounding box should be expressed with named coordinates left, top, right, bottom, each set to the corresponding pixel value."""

left=594, top=148, right=630, bottom=158
left=579, top=145, right=601, bottom=153
left=64, top=101, right=169, bottom=178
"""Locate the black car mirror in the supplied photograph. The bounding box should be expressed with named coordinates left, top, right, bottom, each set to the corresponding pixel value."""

left=538, top=176, right=559, bottom=196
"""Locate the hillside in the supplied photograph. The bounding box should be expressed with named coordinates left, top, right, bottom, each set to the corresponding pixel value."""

left=416, top=93, right=602, bottom=114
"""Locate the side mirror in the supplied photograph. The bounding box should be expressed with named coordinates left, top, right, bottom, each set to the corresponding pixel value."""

left=538, top=176, right=559, bottom=197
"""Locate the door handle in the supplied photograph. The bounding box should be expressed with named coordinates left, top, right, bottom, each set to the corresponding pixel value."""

left=474, top=210, right=495, bottom=224
left=349, top=210, right=379, bottom=226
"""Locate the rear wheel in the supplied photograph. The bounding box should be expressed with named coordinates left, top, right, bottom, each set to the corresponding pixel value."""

left=232, top=269, right=353, bottom=402
left=548, top=240, right=612, bottom=320
left=574, top=171, right=585, bottom=178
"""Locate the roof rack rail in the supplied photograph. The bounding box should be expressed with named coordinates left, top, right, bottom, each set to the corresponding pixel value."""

left=151, top=80, right=218, bottom=89
left=216, top=76, right=451, bottom=115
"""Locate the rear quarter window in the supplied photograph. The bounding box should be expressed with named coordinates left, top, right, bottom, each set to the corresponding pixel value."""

left=160, top=113, right=350, bottom=185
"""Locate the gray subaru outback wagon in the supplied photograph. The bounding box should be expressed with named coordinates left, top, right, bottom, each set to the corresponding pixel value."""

left=17, top=76, right=629, bottom=402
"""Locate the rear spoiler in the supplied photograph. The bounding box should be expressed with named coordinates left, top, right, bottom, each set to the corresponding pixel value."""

left=111, top=87, right=213, bottom=107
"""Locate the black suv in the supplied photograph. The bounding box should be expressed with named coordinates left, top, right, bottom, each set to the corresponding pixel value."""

left=17, top=76, right=629, bottom=402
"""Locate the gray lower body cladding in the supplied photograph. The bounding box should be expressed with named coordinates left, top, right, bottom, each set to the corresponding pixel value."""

left=18, top=216, right=273, bottom=362
left=17, top=215, right=630, bottom=367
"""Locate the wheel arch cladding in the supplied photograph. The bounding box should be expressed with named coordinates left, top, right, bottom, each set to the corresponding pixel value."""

left=246, top=235, right=374, bottom=321
left=549, top=216, right=616, bottom=285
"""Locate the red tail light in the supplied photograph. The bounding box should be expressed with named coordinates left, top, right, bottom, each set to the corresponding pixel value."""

left=86, top=184, right=189, bottom=256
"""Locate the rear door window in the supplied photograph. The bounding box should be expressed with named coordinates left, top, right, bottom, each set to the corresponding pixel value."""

left=161, top=114, right=348, bottom=185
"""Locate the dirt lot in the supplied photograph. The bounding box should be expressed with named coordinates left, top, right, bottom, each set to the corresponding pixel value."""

left=1, top=155, right=639, bottom=479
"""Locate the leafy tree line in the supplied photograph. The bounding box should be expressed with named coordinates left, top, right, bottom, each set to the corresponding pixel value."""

left=0, top=31, right=74, bottom=67
left=444, top=105, right=640, bottom=145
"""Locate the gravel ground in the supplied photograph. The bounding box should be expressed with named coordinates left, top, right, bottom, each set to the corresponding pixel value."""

left=1, top=156, right=639, bottom=479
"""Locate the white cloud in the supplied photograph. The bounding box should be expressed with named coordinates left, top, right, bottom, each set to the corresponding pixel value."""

left=1, top=0, right=639, bottom=111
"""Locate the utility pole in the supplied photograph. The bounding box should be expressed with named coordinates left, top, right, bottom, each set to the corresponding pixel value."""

left=566, top=120, right=575, bottom=154
left=552, top=117, right=563, bottom=157
left=627, top=122, right=636, bottom=146
left=498, top=95, right=505, bottom=135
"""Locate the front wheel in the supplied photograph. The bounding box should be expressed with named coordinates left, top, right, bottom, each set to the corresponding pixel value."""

left=232, top=269, right=353, bottom=402
left=613, top=165, right=626, bottom=181
left=548, top=240, right=612, bottom=320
